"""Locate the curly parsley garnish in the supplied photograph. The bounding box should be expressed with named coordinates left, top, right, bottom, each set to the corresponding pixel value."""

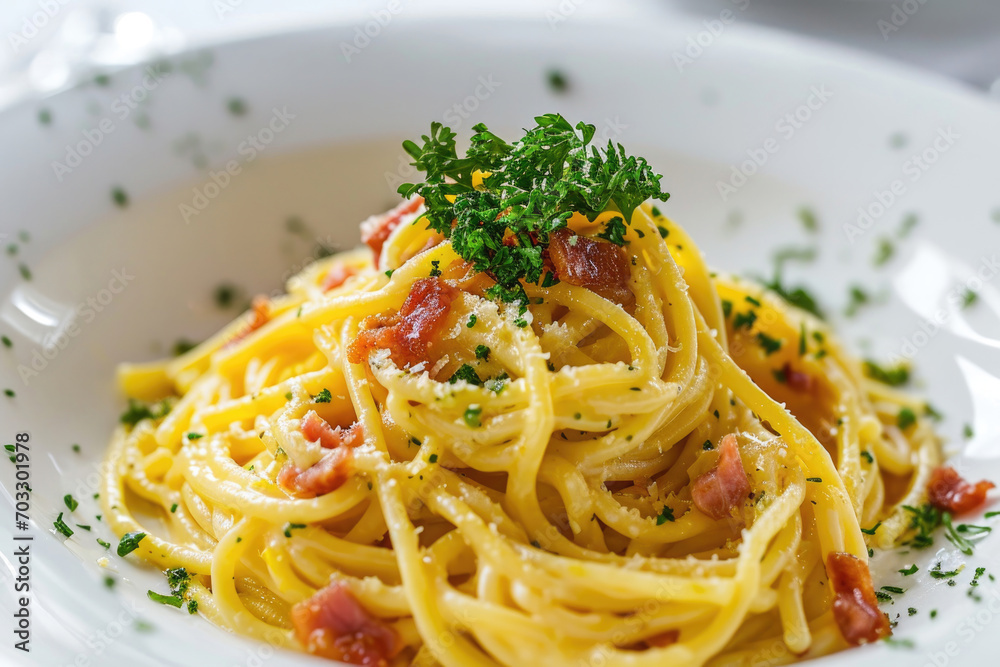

left=398, top=114, right=669, bottom=302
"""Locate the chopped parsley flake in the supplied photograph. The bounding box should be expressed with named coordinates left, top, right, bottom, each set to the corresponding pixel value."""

left=172, top=339, right=198, bottom=356
left=961, top=288, right=978, bottom=309
left=760, top=275, right=824, bottom=320
left=756, top=332, right=782, bottom=355
left=474, top=344, right=491, bottom=360
left=944, top=513, right=990, bottom=555
left=111, top=187, right=129, bottom=208
left=897, top=407, right=916, bottom=430
left=656, top=505, right=675, bottom=525
left=428, top=454, right=438, bottom=463
left=546, top=70, right=568, bottom=93
left=929, top=562, right=961, bottom=579
left=898, top=564, right=918, bottom=576
left=863, top=360, right=910, bottom=386
left=798, top=207, right=819, bottom=232
left=53, top=513, right=73, bottom=537
left=845, top=285, right=869, bottom=317
left=733, top=310, right=757, bottom=330
left=467, top=314, right=477, bottom=328
left=283, top=523, right=306, bottom=538
left=903, top=504, right=940, bottom=549
left=64, top=495, right=78, bottom=511
left=226, top=97, right=248, bottom=116
left=147, top=591, right=184, bottom=608
left=463, top=404, right=483, bottom=428
left=596, top=216, right=628, bottom=246
left=874, top=237, right=894, bottom=266
left=120, top=399, right=171, bottom=426
left=313, top=388, right=332, bottom=403
left=861, top=522, right=882, bottom=535
left=449, top=364, right=482, bottom=386
left=117, top=531, right=146, bottom=556
left=898, top=213, right=919, bottom=238
left=213, top=284, right=240, bottom=309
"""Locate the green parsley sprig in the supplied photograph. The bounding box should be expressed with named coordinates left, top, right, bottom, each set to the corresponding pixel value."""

left=398, top=114, right=669, bottom=302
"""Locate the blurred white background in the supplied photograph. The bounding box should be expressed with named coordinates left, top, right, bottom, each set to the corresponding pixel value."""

left=2, top=0, right=999, bottom=108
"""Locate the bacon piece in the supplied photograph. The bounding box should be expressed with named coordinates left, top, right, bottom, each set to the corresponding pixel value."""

left=322, top=264, right=357, bottom=292
left=278, top=414, right=364, bottom=497
left=782, top=362, right=813, bottom=392
left=827, top=552, right=891, bottom=645
left=279, top=448, right=352, bottom=497
left=360, top=197, right=423, bottom=262
left=644, top=629, right=680, bottom=648
left=547, top=229, right=633, bottom=306
left=225, top=296, right=269, bottom=348
left=927, top=466, right=995, bottom=514
left=291, top=581, right=401, bottom=666
left=301, top=411, right=364, bottom=449
left=347, top=277, right=458, bottom=367
left=691, top=433, right=750, bottom=520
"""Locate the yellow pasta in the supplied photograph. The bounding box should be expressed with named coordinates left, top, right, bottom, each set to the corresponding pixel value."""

left=103, top=153, right=940, bottom=666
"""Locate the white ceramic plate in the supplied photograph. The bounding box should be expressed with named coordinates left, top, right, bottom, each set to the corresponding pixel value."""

left=1, top=7, right=999, bottom=667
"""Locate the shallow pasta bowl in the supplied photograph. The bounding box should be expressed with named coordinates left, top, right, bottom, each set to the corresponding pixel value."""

left=1, top=5, right=1000, bottom=666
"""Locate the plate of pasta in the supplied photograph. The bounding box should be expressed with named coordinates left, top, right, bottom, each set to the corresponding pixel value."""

left=2, top=6, right=1000, bottom=667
